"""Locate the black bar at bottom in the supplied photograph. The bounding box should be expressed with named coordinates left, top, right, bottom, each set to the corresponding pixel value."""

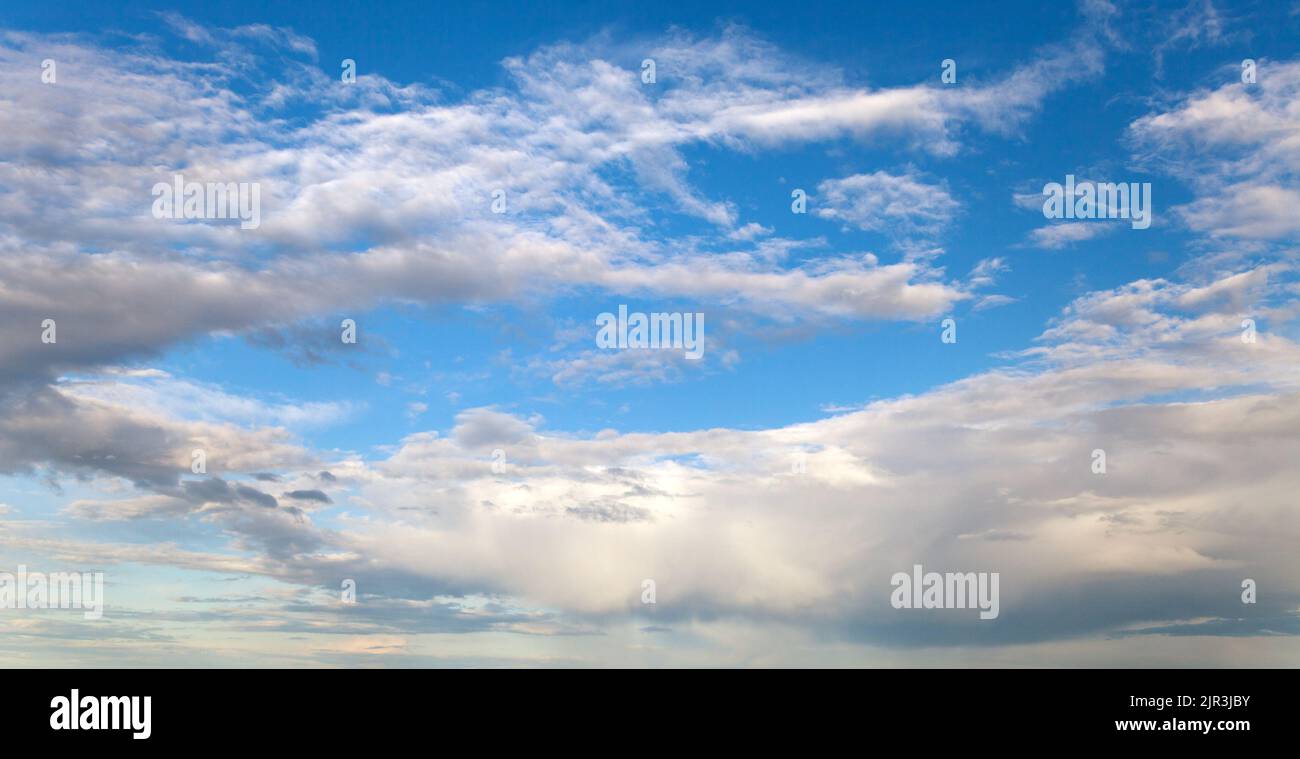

left=0, top=668, right=1286, bottom=747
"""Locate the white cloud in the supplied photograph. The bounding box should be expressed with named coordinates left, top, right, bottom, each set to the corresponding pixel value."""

left=1129, top=58, right=1300, bottom=242
left=1028, top=222, right=1118, bottom=249
left=814, top=170, right=959, bottom=239
left=0, top=17, right=1120, bottom=388
left=15, top=266, right=1297, bottom=657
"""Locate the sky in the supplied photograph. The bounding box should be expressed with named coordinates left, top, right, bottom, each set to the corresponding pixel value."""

left=1, top=0, right=1299, bottom=666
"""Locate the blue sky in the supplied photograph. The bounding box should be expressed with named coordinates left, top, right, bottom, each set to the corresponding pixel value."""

left=2, top=0, right=1300, bottom=666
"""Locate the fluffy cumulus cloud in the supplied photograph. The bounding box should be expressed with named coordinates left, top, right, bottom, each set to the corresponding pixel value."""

left=3, top=3, right=1300, bottom=666
left=1129, top=59, right=1300, bottom=243
left=328, top=280, right=1300, bottom=635
left=815, top=170, right=960, bottom=239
